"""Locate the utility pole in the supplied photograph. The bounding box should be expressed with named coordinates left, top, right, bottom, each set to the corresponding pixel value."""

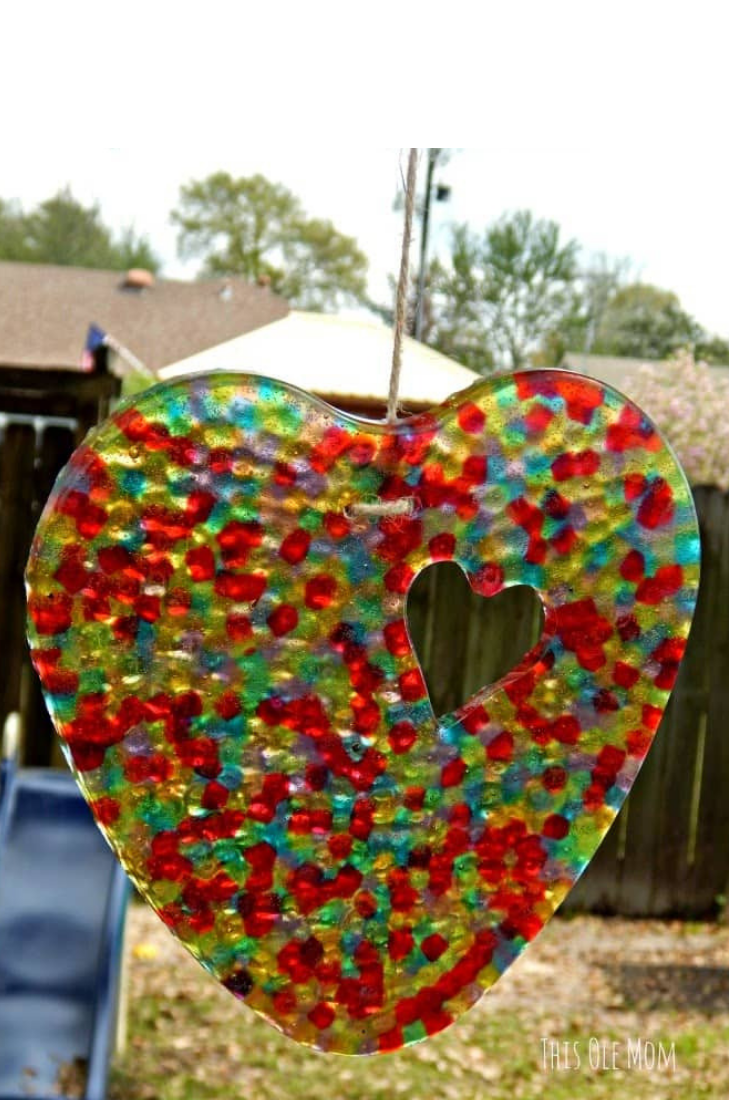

left=415, top=149, right=437, bottom=342
left=414, top=149, right=451, bottom=341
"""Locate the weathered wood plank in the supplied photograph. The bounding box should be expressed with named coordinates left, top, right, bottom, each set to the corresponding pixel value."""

left=0, top=358, right=119, bottom=764
left=22, top=425, right=76, bottom=764
left=615, top=720, right=675, bottom=915
left=1, top=357, right=726, bottom=920
left=690, top=489, right=729, bottom=914
left=406, top=563, right=436, bottom=703
left=462, top=583, right=541, bottom=699
left=649, top=488, right=714, bottom=914
left=0, top=425, right=37, bottom=731
left=410, top=567, right=543, bottom=715
left=425, top=563, right=474, bottom=716
left=564, top=803, right=625, bottom=913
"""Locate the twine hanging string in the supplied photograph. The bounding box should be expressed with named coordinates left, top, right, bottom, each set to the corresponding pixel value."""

left=349, top=149, right=419, bottom=520
left=387, top=147, right=418, bottom=424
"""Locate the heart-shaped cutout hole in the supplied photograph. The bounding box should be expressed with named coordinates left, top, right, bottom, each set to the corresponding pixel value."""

left=407, top=561, right=545, bottom=717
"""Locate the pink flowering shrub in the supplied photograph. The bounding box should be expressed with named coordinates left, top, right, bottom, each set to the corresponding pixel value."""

left=626, top=350, right=729, bottom=490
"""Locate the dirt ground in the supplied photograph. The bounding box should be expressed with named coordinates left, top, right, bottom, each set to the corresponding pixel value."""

left=110, top=901, right=729, bottom=1100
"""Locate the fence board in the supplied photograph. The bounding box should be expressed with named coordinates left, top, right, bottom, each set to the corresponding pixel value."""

left=0, top=425, right=37, bottom=727
left=425, top=563, right=474, bottom=717
left=0, top=358, right=120, bottom=763
left=408, top=567, right=543, bottom=716
left=1, top=353, right=727, bottom=917
left=564, top=809, right=625, bottom=913
left=611, top=712, right=672, bottom=915
left=647, top=680, right=706, bottom=915
left=559, top=488, right=729, bottom=918
left=647, top=487, right=714, bottom=914
left=24, top=426, right=77, bottom=764
left=408, top=487, right=728, bottom=919
left=462, top=582, right=542, bottom=700
left=690, top=490, right=729, bottom=913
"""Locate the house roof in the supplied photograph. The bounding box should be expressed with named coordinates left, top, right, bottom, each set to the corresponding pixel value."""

left=0, top=262, right=289, bottom=374
left=158, top=310, right=480, bottom=412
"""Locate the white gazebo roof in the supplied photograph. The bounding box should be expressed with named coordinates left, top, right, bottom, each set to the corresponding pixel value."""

left=158, top=310, right=479, bottom=408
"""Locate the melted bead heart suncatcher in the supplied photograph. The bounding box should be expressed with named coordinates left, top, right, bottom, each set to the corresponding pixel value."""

left=26, top=369, right=699, bottom=1054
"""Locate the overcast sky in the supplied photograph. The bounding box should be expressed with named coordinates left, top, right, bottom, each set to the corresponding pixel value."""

left=3, top=4, right=728, bottom=338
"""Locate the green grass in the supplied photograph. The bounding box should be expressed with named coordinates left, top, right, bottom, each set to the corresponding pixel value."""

left=110, top=997, right=729, bottom=1100
left=108, top=907, right=729, bottom=1100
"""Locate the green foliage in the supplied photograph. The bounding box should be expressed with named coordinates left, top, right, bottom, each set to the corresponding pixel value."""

left=0, top=188, right=160, bottom=272
left=24, top=190, right=119, bottom=267
left=277, top=215, right=369, bottom=312
left=0, top=198, right=31, bottom=260
left=591, top=283, right=700, bottom=360
left=574, top=279, right=729, bottom=365
left=694, top=332, right=729, bottom=366
left=539, top=254, right=630, bottom=366
left=112, top=225, right=162, bottom=273
left=427, top=211, right=579, bottom=373
left=419, top=206, right=729, bottom=372
left=172, top=173, right=297, bottom=281
left=547, top=268, right=729, bottom=367
left=171, top=171, right=368, bottom=311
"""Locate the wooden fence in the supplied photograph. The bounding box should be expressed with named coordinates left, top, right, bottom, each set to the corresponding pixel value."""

left=409, top=485, right=729, bottom=919
left=1, top=358, right=727, bottom=915
left=0, top=359, right=120, bottom=763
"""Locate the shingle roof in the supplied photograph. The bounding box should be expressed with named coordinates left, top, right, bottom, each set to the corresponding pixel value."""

left=0, top=262, right=289, bottom=374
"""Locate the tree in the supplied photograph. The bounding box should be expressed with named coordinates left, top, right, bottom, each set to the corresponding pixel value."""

left=0, top=198, right=32, bottom=261
left=548, top=270, right=729, bottom=367
left=424, top=227, right=495, bottom=373
left=427, top=210, right=580, bottom=373
left=695, top=333, right=729, bottom=365
left=591, top=283, right=700, bottom=360
left=171, top=171, right=368, bottom=311
left=0, top=188, right=160, bottom=272
left=107, top=225, right=161, bottom=273
left=275, top=216, right=369, bottom=312
left=536, top=253, right=630, bottom=366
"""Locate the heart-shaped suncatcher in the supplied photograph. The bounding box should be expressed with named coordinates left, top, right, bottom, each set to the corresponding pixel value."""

left=26, top=368, right=698, bottom=1054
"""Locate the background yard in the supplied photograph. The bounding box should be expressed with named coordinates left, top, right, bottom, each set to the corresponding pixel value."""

left=110, top=902, right=729, bottom=1100
left=3, top=141, right=729, bottom=1100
